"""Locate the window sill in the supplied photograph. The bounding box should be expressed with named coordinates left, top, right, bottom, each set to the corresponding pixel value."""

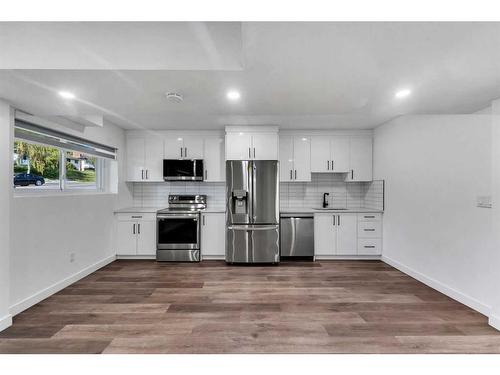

left=13, top=189, right=117, bottom=199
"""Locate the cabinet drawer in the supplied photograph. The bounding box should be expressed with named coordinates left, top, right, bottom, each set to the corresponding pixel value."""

left=358, top=238, right=382, bottom=255
left=116, top=213, right=156, bottom=222
left=358, top=221, right=382, bottom=238
left=357, top=213, right=382, bottom=222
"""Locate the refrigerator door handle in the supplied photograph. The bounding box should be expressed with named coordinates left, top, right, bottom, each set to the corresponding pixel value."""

left=228, top=225, right=279, bottom=231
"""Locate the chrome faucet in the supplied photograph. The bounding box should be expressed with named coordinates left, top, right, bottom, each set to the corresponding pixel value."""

left=323, top=193, right=329, bottom=208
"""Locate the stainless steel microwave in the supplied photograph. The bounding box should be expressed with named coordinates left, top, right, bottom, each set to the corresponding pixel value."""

left=163, top=159, right=204, bottom=181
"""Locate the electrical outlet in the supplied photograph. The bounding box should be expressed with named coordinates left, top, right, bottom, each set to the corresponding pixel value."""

left=70, top=252, right=75, bottom=263
left=477, top=196, right=492, bottom=208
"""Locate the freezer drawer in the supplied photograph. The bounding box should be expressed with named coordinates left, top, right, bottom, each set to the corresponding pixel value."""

left=226, top=225, right=280, bottom=263
left=280, top=216, right=314, bottom=257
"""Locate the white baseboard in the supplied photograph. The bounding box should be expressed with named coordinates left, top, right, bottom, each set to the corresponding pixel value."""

left=315, top=255, right=381, bottom=261
left=489, top=313, right=500, bottom=331
left=0, top=314, right=13, bottom=332
left=116, top=255, right=156, bottom=260
left=381, top=255, right=492, bottom=317
left=9, top=255, right=116, bottom=316
left=202, top=255, right=225, bottom=260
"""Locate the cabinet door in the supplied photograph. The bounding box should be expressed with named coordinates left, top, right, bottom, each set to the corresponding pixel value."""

left=251, top=134, right=279, bottom=160
left=293, top=136, right=311, bottom=181
left=336, top=213, right=358, bottom=255
left=144, top=137, right=164, bottom=181
left=225, top=133, right=252, bottom=160
left=203, top=137, right=225, bottom=181
left=314, top=214, right=336, bottom=256
left=347, top=137, right=373, bottom=182
left=116, top=220, right=137, bottom=255
left=164, top=136, right=184, bottom=159
left=136, top=220, right=157, bottom=255
left=201, top=213, right=226, bottom=257
left=310, top=136, right=332, bottom=173
left=279, top=136, right=294, bottom=182
left=331, top=137, right=350, bottom=173
left=183, top=137, right=204, bottom=159
left=126, top=137, right=145, bottom=181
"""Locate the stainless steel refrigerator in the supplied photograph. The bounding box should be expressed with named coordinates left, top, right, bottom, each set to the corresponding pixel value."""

left=225, top=160, right=280, bottom=264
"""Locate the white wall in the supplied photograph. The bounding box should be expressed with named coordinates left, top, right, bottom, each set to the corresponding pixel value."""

left=489, top=99, right=500, bottom=329
left=374, top=115, right=496, bottom=320
left=9, top=117, right=132, bottom=315
left=0, top=101, right=13, bottom=330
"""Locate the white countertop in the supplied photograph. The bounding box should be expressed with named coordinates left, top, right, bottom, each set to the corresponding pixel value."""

left=114, top=206, right=226, bottom=214
left=280, top=207, right=383, bottom=214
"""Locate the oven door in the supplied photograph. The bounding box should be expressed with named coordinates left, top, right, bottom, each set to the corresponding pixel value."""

left=157, top=213, right=200, bottom=250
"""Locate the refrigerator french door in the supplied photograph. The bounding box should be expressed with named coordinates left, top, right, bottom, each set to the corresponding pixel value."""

left=225, top=160, right=279, bottom=263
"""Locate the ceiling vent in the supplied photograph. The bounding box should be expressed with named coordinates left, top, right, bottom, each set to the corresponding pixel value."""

left=165, top=92, right=184, bottom=103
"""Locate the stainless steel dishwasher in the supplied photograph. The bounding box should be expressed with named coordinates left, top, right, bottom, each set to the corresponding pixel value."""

left=280, top=213, right=314, bottom=260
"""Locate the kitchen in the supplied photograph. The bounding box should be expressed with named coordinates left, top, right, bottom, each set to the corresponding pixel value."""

left=1, top=19, right=500, bottom=362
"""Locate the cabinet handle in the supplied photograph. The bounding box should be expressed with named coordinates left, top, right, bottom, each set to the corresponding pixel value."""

left=249, top=147, right=251, bottom=158
left=290, top=170, right=293, bottom=180
left=338, top=215, right=340, bottom=226
left=294, top=170, right=297, bottom=179
left=364, top=215, right=375, bottom=219
left=205, top=170, right=208, bottom=180
left=180, top=147, right=183, bottom=158
left=132, top=223, right=135, bottom=234
left=327, top=160, right=330, bottom=170
left=145, top=170, right=148, bottom=180
left=364, top=228, right=375, bottom=232
left=253, top=147, right=256, bottom=158
left=141, top=170, right=144, bottom=180
left=202, top=215, right=205, bottom=226
left=364, top=245, right=375, bottom=248
left=351, top=170, right=354, bottom=179
left=131, top=216, right=142, bottom=219
left=333, top=215, right=335, bottom=226
left=138, top=223, right=141, bottom=234
left=331, top=160, right=334, bottom=171
left=185, top=147, right=187, bottom=157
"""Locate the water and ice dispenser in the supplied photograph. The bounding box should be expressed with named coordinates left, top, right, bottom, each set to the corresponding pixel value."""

left=232, top=190, right=248, bottom=214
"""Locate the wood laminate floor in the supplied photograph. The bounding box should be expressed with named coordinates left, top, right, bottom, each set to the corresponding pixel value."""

left=1, top=260, right=499, bottom=354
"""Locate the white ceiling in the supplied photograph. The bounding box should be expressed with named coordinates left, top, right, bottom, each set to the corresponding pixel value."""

left=0, top=22, right=499, bottom=130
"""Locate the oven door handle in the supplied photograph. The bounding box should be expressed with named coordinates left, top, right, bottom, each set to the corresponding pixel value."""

left=157, top=214, right=199, bottom=219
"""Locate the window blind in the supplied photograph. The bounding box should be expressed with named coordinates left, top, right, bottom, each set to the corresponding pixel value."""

left=14, top=116, right=117, bottom=160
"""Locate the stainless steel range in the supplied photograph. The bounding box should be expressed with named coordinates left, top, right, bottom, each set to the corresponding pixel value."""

left=156, top=194, right=206, bottom=262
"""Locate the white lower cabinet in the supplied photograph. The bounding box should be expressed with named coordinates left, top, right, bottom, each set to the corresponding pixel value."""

left=314, top=212, right=382, bottom=257
left=201, top=212, right=226, bottom=258
left=116, top=213, right=156, bottom=257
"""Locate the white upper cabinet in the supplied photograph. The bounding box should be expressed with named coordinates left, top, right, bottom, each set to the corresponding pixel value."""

left=225, top=133, right=252, bottom=160
left=164, top=136, right=204, bottom=159
left=126, top=136, right=164, bottom=182
left=251, top=133, right=279, bottom=160
left=310, top=136, right=331, bottom=173
left=126, top=137, right=146, bottom=181
left=183, top=137, right=204, bottom=159
left=203, top=136, right=225, bottom=182
left=280, top=135, right=311, bottom=182
left=164, top=136, right=184, bottom=159
left=144, top=137, right=164, bottom=181
left=225, top=127, right=279, bottom=160
left=330, top=137, right=350, bottom=173
left=346, top=137, right=372, bottom=182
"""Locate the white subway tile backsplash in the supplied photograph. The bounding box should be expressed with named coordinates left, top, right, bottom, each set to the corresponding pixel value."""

left=130, top=176, right=384, bottom=211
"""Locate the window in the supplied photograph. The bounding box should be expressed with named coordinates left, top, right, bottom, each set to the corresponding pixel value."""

left=13, top=112, right=117, bottom=194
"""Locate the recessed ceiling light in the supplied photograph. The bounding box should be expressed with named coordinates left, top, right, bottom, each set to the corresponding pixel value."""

left=226, top=90, right=241, bottom=101
left=59, top=91, right=75, bottom=99
left=166, top=92, right=184, bottom=103
left=395, top=89, right=411, bottom=99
